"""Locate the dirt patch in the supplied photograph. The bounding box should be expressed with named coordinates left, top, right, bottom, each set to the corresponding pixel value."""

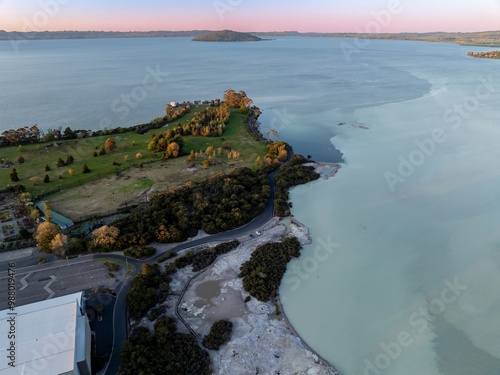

left=48, top=158, right=252, bottom=221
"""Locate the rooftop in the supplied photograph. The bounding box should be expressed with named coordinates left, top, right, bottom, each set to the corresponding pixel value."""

left=36, top=201, right=74, bottom=229
left=0, top=292, right=87, bottom=375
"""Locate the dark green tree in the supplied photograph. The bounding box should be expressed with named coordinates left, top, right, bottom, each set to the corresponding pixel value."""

left=82, top=163, right=91, bottom=174
left=63, top=127, right=76, bottom=139
left=202, top=320, right=233, bottom=350
left=9, top=168, right=19, bottom=182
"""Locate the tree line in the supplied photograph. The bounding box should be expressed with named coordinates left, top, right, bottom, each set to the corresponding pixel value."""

left=127, top=263, right=173, bottom=319
left=1, top=89, right=252, bottom=147
left=32, top=156, right=317, bottom=256
left=274, top=154, right=320, bottom=217
left=120, top=317, right=211, bottom=375
left=0, top=102, right=189, bottom=146
left=172, top=240, right=240, bottom=272
left=239, top=236, right=302, bottom=301
left=113, top=167, right=270, bottom=248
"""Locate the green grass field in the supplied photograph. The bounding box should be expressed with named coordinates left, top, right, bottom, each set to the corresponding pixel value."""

left=182, top=108, right=266, bottom=160
left=0, top=107, right=266, bottom=201
left=0, top=131, right=161, bottom=197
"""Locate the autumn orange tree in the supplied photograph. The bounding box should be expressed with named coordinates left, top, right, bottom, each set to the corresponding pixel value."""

left=50, top=233, right=68, bottom=256
left=223, top=89, right=253, bottom=108
left=105, top=137, right=117, bottom=151
left=34, top=221, right=60, bottom=252
left=165, top=142, right=180, bottom=158
left=88, top=225, right=120, bottom=252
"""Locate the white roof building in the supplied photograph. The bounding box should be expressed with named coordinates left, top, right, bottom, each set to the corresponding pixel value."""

left=0, top=292, right=91, bottom=375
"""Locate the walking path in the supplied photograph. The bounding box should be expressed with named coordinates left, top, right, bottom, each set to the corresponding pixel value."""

left=174, top=270, right=206, bottom=339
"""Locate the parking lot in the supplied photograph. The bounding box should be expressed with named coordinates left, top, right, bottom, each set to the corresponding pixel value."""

left=0, top=258, right=117, bottom=310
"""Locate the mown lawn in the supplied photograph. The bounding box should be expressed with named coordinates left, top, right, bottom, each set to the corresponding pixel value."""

left=182, top=108, right=266, bottom=160
left=0, top=131, right=160, bottom=198
left=0, top=107, right=266, bottom=202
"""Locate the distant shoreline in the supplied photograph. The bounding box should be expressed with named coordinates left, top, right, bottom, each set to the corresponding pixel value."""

left=467, top=51, right=500, bottom=59
left=1, top=30, right=499, bottom=47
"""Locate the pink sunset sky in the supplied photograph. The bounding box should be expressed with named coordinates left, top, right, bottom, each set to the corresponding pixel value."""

left=0, top=0, right=499, bottom=33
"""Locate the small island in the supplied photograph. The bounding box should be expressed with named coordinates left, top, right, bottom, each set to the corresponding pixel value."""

left=192, top=29, right=263, bottom=42
left=467, top=51, right=500, bottom=59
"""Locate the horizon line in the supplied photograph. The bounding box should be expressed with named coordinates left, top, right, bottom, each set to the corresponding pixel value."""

left=1, top=29, right=500, bottom=34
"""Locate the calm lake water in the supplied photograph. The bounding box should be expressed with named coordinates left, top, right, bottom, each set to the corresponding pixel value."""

left=1, top=37, right=500, bottom=375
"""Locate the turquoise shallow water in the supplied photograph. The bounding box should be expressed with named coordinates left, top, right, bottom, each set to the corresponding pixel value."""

left=280, top=46, right=500, bottom=374
left=1, top=37, right=500, bottom=374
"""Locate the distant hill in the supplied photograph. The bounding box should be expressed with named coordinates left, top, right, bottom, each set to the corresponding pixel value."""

left=0, top=29, right=499, bottom=47
left=192, top=30, right=263, bottom=42
left=0, top=30, right=209, bottom=41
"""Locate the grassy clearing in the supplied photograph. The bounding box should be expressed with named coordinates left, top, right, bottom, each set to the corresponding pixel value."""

left=0, top=131, right=161, bottom=197
left=0, top=107, right=267, bottom=220
left=118, top=178, right=155, bottom=193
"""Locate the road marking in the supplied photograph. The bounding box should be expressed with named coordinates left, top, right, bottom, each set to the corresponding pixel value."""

left=44, top=275, right=57, bottom=299
left=20, top=272, right=32, bottom=291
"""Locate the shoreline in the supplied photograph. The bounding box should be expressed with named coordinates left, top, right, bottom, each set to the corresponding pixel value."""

left=278, top=218, right=343, bottom=374
left=169, top=218, right=341, bottom=374
left=304, top=161, right=342, bottom=180
left=277, top=297, right=343, bottom=375
left=1, top=31, right=499, bottom=48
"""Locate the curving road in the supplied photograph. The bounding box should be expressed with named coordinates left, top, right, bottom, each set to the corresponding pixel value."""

left=100, top=167, right=280, bottom=375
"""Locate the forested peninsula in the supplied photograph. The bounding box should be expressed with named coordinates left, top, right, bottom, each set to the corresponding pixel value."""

left=1, top=90, right=338, bottom=374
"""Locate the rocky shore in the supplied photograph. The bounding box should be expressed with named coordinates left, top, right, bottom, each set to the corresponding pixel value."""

left=304, top=162, right=341, bottom=180
left=467, top=51, right=500, bottom=59
left=165, top=219, right=341, bottom=374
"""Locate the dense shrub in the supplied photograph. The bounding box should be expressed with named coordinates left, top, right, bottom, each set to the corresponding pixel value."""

left=174, top=240, right=240, bottom=271
left=239, top=237, right=301, bottom=301
left=156, top=250, right=176, bottom=263
left=120, top=318, right=210, bottom=375
left=103, top=262, right=119, bottom=272
left=170, top=105, right=230, bottom=137
left=126, top=264, right=171, bottom=319
left=113, top=168, right=269, bottom=248
left=124, top=245, right=156, bottom=259
left=148, top=305, right=166, bottom=321
left=274, top=161, right=320, bottom=217
left=202, top=320, right=233, bottom=350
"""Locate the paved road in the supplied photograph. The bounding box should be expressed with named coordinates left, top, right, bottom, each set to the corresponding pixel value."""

left=98, top=209, right=278, bottom=375
left=0, top=250, right=58, bottom=272
left=0, top=164, right=281, bottom=374
left=100, top=167, right=280, bottom=375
